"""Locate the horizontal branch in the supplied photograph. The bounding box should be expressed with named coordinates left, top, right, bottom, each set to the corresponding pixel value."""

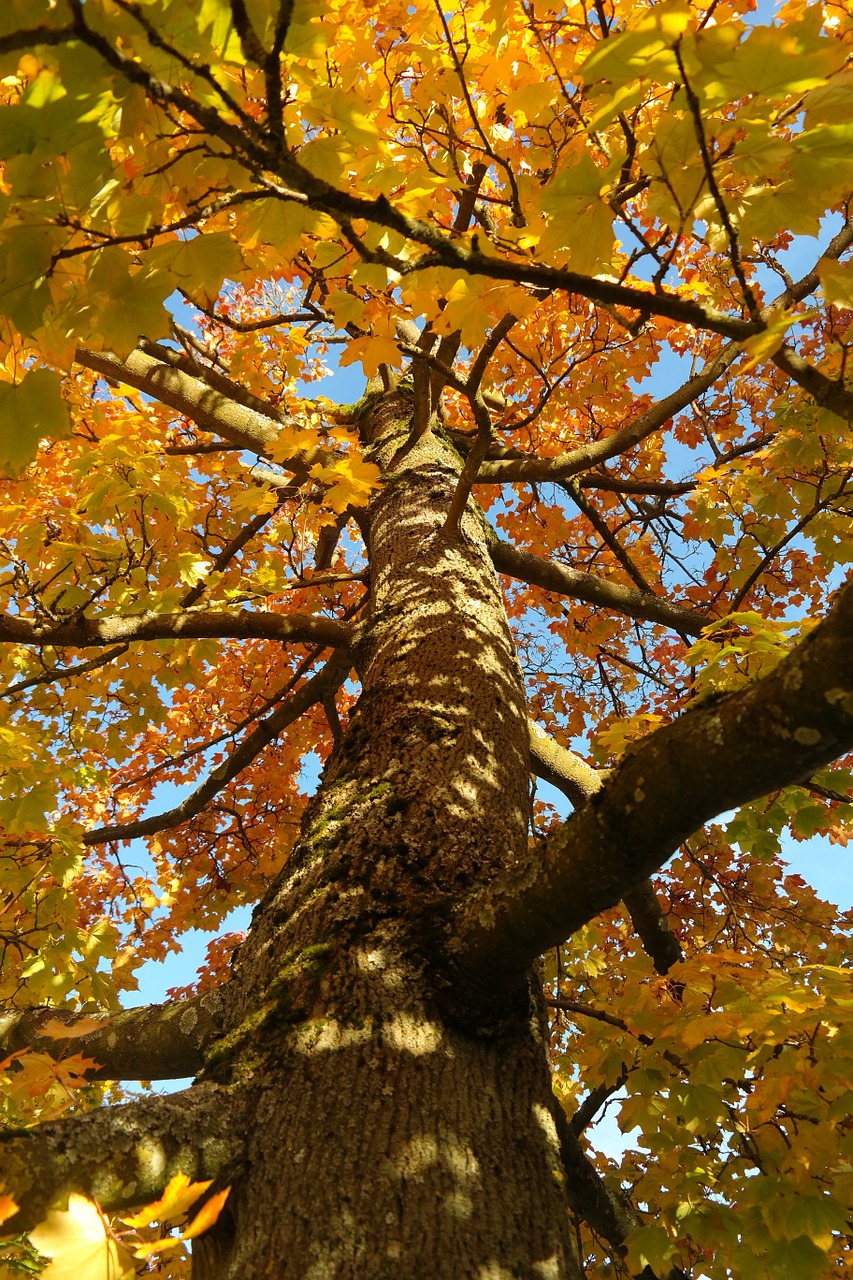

left=84, top=650, right=352, bottom=844
left=490, top=535, right=708, bottom=635
left=0, top=607, right=351, bottom=651
left=0, top=1082, right=242, bottom=1236
left=0, top=990, right=225, bottom=1081
left=453, top=575, right=853, bottom=989
left=400, top=244, right=757, bottom=342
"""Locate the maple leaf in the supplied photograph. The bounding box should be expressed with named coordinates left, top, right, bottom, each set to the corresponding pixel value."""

left=28, top=1195, right=134, bottom=1280
left=310, top=455, right=382, bottom=512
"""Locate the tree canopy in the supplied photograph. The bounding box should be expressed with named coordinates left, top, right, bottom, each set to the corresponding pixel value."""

left=0, top=0, right=851, bottom=1277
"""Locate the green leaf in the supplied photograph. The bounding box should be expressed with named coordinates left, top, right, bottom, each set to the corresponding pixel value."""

left=703, top=18, right=845, bottom=100
left=817, top=258, right=853, bottom=310
left=144, top=231, right=245, bottom=307
left=0, top=222, right=64, bottom=336
left=538, top=152, right=617, bottom=272
left=0, top=368, right=70, bottom=474
left=579, top=1, right=690, bottom=87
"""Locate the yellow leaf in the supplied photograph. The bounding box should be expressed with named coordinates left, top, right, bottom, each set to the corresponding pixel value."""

left=739, top=308, right=814, bottom=372
left=39, top=1015, right=111, bottom=1039
left=131, top=1235, right=185, bottom=1260
left=28, top=1194, right=134, bottom=1280
left=817, top=258, right=853, bottom=310
left=121, top=1172, right=213, bottom=1229
left=176, top=553, right=210, bottom=588
left=130, top=1186, right=230, bottom=1259
left=579, top=0, right=690, bottom=87
left=310, top=455, right=382, bottom=513
left=338, top=335, right=402, bottom=378
left=183, top=1186, right=231, bottom=1238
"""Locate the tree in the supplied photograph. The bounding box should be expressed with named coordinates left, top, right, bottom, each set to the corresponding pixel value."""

left=0, top=0, right=851, bottom=1275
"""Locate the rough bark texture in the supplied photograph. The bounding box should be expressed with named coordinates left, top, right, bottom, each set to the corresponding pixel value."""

left=189, top=390, right=580, bottom=1278
left=1, top=1083, right=243, bottom=1236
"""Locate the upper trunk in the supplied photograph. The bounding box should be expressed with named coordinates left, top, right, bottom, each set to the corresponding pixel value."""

left=193, top=391, right=580, bottom=1279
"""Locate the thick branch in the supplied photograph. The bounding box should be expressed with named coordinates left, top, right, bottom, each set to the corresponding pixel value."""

left=529, top=721, right=682, bottom=973
left=453, top=576, right=853, bottom=988
left=138, top=338, right=287, bottom=427
left=490, top=535, right=708, bottom=635
left=528, top=719, right=602, bottom=806
left=0, top=608, right=351, bottom=651
left=0, top=990, right=225, bottom=1081
left=402, top=245, right=756, bottom=341
left=621, top=880, right=683, bottom=974
left=0, top=1082, right=243, bottom=1236
left=75, top=346, right=294, bottom=458
left=551, top=1097, right=642, bottom=1249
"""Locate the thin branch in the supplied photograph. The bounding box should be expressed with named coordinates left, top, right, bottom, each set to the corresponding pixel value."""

left=478, top=343, right=737, bottom=484
left=547, top=996, right=644, bottom=1038
left=674, top=40, right=759, bottom=317
left=444, top=315, right=517, bottom=534
left=83, top=650, right=351, bottom=845
left=0, top=644, right=129, bottom=700
left=805, top=779, right=852, bottom=805
left=475, top=229, right=853, bottom=486
left=180, top=507, right=277, bottom=609
left=729, top=489, right=838, bottom=612
left=564, top=480, right=656, bottom=594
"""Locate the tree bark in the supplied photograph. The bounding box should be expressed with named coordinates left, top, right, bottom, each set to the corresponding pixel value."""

left=191, top=390, right=580, bottom=1279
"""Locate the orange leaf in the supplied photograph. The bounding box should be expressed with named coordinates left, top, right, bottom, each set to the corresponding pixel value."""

left=183, top=1186, right=231, bottom=1239
left=39, top=1016, right=111, bottom=1039
left=121, top=1172, right=213, bottom=1229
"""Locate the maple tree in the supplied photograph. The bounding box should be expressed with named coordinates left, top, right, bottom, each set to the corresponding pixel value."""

left=0, top=0, right=851, bottom=1276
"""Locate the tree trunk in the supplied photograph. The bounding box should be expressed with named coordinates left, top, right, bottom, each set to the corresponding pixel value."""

left=193, top=390, right=580, bottom=1278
